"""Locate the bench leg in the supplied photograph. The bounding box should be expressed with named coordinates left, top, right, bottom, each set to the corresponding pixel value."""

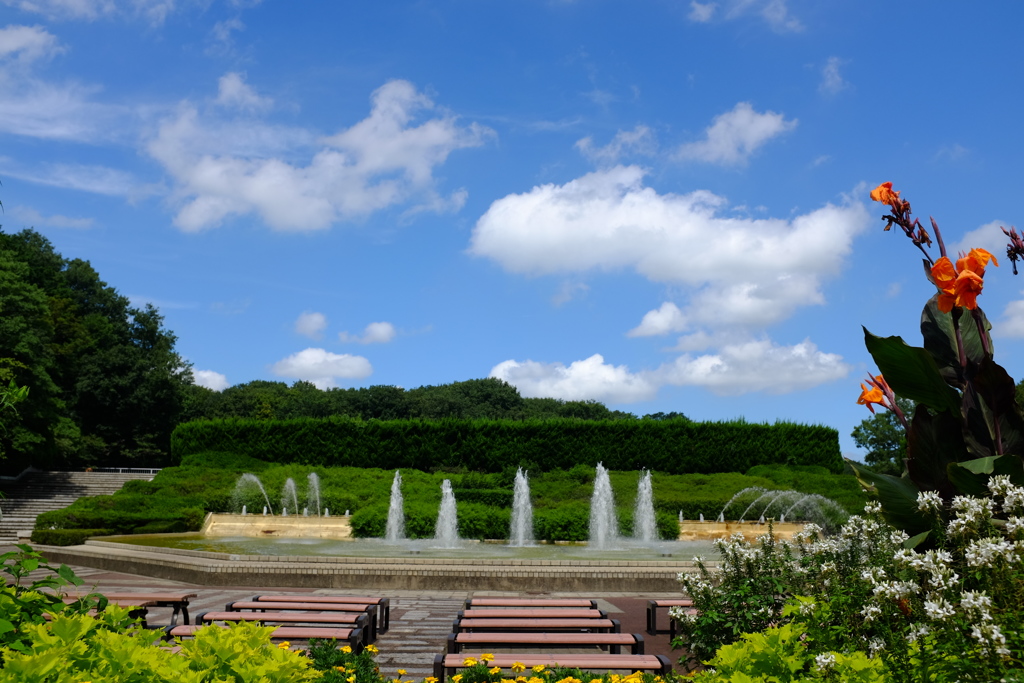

left=380, top=600, right=390, bottom=634
left=633, top=633, right=645, bottom=655
left=433, top=654, right=446, bottom=683
left=646, top=601, right=657, bottom=636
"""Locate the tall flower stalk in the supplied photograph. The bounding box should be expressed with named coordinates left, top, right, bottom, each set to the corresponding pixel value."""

left=850, top=183, right=1024, bottom=544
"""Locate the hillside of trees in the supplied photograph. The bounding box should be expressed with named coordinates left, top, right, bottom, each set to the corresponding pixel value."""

left=0, top=228, right=674, bottom=474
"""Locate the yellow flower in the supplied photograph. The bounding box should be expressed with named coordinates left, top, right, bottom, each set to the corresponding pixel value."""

left=511, top=663, right=527, bottom=674
left=277, top=641, right=291, bottom=650
left=335, top=666, right=347, bottom=673
left=533, top=666, right=547, bottom=674
left=425, top=678, right=439, bottom=683
left=398, top=671, right=407, bottom=677
left=342, top=646, right=353, bottom=654
left=590, top=679, right=603, bottom=683
left=347, top=677, right=355, bottom=683
left=366, top=644, right=379, bottom=655
left=490, top=667, right=502, bottom=675
left=452, top=676, right=464, bottom=683
left=481, top=653, right=495, bottom=663
left=463, top=658, right=478, bottom=667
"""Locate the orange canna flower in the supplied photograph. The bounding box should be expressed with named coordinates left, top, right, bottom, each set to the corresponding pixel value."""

left=931, top=249, right=998, bottom=312
left=870, top=182, right=900, bottom=206
left=857, top=381, right=885, bottom=414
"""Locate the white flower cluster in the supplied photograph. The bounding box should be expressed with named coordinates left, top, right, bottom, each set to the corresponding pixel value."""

left=813, top=652, right=836, bottom=672
left=872, top=579, right=919, bottom=600
left=923, top=596, right=955, bottom=621
left=917, top=490, right=943, bottom=513
left=989, top=475, right=1024, bottom=515
left=668, top=605, right=697, bottom=624
left=965, top=538, right=1024, bottom=567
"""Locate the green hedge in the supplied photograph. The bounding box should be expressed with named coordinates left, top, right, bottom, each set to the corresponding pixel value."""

left=30, top=528, right=114, bottom=546
left=172, top=417, right=843, bottom=473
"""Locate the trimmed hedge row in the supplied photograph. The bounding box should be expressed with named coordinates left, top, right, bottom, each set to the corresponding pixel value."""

left=172, top=417, right=843, bottom=473
left=30, top=528, right=114, bottom=546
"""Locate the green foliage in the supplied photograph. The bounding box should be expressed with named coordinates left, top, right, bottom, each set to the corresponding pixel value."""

left=29, top=528, right=113, bottom=546
left=172, top=416, right=843, bottom=474
left=0, top=229, right=192, bottom=471
left=691, top=621, right=889, bottom=682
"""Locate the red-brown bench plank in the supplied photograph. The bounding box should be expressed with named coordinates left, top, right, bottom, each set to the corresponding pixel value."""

left=227, top=601, right=377, bottom=642
left=448, top=631, right=643, bottom=654
left=433, top=653, right=670, bottom=683
left=454, top=618, right=620, bottom=633
left=645, top=599, right=694, bottom=635
left=253, top=595, right=390, bottom=633
left=165, top=624, right=363, bottom=652
left=460, top=608, right=605, bottom=619
left=465, top=598, right=597, bottom=609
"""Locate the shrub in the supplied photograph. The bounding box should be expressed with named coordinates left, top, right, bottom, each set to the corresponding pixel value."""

left=30, top=528, right=113, bottom=545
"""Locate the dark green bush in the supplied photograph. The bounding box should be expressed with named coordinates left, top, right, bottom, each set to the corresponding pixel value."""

left=30, top=528, right=113, bottom=545
left=452, top=488, right=513, bottom=507
left=172, top=417, right=843, bottom=473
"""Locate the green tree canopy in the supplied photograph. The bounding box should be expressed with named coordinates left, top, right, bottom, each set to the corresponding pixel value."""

left=850, top=397, right=913, bottom=476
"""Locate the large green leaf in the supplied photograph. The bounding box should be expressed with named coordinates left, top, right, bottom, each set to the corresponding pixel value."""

left=863, top=328, right=962, bottom=414
left=960, top=306, right=994, bottom=364
left=905, top=405, right=966, bottom=497
left=847, top=460, right=930, bottom=536
left=920, top=295, right=960, bottom=378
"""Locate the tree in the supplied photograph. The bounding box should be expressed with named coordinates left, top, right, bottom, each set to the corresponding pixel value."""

left=850, top=397, right=913, bottom=476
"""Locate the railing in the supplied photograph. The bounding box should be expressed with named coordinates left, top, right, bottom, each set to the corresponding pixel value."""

left=87, top=468, right=161, bottom=474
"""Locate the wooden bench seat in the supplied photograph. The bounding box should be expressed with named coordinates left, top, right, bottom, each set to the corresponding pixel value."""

left=433, top=653, right=671, bottom=683
left=252, top=594, right=390, bottom=633
left=164, top=624, right=363, bottom=652
left=226, top=601, right=377, bottom=642
left=203, top=610, right=370, bottom=645
left=63, top=591, right=197, bottom=626
left=447, top=631, right=644, bottom=654
left=454, top=618, right=620, bottom=633
left=465, top=598, right=597, bottom=609
left=645, top=599, right=694, bottom=636
left=460, top=608, right=605, bottom=619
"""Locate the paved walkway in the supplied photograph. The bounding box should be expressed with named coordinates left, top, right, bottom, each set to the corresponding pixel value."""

left=11, top=548, right=686, bottom=677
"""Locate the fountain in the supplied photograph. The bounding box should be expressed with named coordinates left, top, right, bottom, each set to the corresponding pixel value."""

left=384, top=470, right=405, bottom=542
left=433, top=479, right=460, bottom=548
left=632, top=469, right=657, bottom=543
left=281, top=478, right=299, bottom=518
left=508, top=468, right=534, bottom=547
left=588, top=463, right=620, bottom=549
left=232, top=473, right=274, bottom=514
left=307, top=473, right=322, bottom=517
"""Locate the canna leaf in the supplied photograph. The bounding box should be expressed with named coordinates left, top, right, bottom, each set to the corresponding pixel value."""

left=863, top=328, right=962, bottom=414
left=847, top=459, right=930, bottom=536
left=920, top=294, right=960, bottom=379
left=905, top=405, right=966, bottom=498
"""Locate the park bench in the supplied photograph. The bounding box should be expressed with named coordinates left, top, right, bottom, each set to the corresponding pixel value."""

left=465, top=598, right=597, bottom=609
left=164, top=623, right=364, bottom=653
left=454, top=618, right=620, bottom=633
left=50, top=599, right=153, bottom=627
left=225, top=600, right=377, bottom=642
left=645, top=598, right=695, bottom=636
left=447, top=631, right=644, bottom=654
left=198, top=610, right=369, bottom=645
left=251, top=594, right=390, bottom=633
left=432, top=653, right=671, bottom=683
left=459, top=608, right=606, bottom=619
left=63, top=590, right=198, bottom=626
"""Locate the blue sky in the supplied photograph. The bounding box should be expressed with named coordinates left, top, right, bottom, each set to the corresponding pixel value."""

left=2, top=0, right=1024, bottom=459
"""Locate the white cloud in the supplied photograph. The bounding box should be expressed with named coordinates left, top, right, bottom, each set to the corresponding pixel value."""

left=0, top=24, right=62, bottom=63
left=339, top=321, right=396, bottom=345
left=215, top=72, right=272, bottom=111
left=0, top=159, right=148, bottom=196
left=676, top=102, right=797, bottom=166
left=659, top=338, right=849, bottom=395
left=193, top=369, right=230, bottom=392
left=491, top=354, right=659, bottom=403
left=627, top=302, right=687, bottom=337
left=2, top=0, right=178, bottom=24
left=271, top=348, right=373, bottom=389
left=949, top=220, right=1009, bottom=258
left=819, top=56, right=848, bottom=95
left=1000, top=297, right=1024, bottom=338
left=0, top=80, right=134, bottom=142
left=491, top=338, right=848, bottom=403
left=470, top=165, right=870, bottom=333
left=688, top=1, right=716, bottom=22
left=149, top=79, right=493, bottom=231
left=575, top=125, right=656, bottom=165
left=687, top=0, right=802, bottom=32
left=294, top=311, right=327, bottom=339
left=10, top=205, right=94, bottom=228
left=552, top=280, right=589, bottom=307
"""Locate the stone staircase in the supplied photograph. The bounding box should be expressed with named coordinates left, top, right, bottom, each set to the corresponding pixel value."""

left=0, top=470, right=157, bottom=544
